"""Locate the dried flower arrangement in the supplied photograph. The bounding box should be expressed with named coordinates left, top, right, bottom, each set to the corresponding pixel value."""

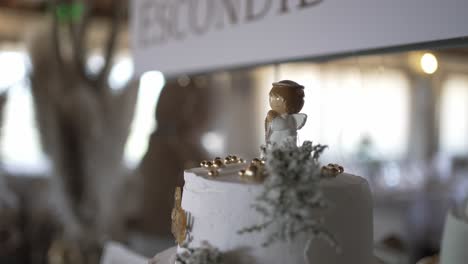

left=238, top=139, right=339, bottom=261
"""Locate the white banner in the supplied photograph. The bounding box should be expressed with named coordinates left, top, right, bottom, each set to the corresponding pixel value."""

left=132, top=0, right=468, bottom=76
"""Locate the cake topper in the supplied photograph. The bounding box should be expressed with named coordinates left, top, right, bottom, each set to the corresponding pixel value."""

left=265, top=80, right=307, bottom=145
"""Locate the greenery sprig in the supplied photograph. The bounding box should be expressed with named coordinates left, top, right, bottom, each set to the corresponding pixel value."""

left=238, top=139, right=338, bottom=252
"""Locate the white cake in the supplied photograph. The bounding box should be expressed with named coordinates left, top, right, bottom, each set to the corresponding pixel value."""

left=180, top=163, right=375, bottom=264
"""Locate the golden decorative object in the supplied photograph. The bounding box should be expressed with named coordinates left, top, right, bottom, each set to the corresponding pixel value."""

left=213, top=158, right=224, bottom=168
left=171, top=187, right=188, bottom=245
left=321, top=163, right=344, bottom=178
left=208, top=169, right=219, bottom=177
left=199, top=155, right=246, bottom=178
left=224, top=155, right=245, bottom=165
left=251, top=158, right=265, bottom=166
left=417, top=255, right=439, bottom=264
left=239, top=159, right=267, bottom=182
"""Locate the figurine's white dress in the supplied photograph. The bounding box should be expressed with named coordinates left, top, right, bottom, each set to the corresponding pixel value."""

left=267, top=113, right=307, bottom=145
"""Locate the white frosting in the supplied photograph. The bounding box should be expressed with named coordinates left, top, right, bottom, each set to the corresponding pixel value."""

left=150, top=247, right=176, bottom=264
left=181, top=166, right=374, bottom=264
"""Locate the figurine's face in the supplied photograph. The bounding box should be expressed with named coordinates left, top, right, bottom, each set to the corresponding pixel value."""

left=269, top=94, right=287, bottom=114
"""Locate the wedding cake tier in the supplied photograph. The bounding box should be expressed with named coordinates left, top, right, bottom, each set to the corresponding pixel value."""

left=180, top=163, right=374, bottom=264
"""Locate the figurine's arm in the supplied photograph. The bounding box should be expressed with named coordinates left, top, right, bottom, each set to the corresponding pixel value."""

left=265, top=110, right=279, bottom=143
left=265, top=110, right=279, bottom=132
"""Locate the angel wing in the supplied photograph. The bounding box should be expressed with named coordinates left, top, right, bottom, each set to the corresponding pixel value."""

left=293, top=113, right=307, bottom=129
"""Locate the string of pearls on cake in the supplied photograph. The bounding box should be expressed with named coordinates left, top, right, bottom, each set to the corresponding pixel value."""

left=200, top=155, right=245, bottom=177
left=201, top=157, right=344, bottom=182
left=239, top=158, right=266, bottom=183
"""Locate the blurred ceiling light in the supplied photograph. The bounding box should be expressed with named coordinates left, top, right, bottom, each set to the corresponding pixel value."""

left=87, top=55, right=135, bottom=90
left=140, top=70, right=165, bottom=93
left=420, top=53, right=438, bottom=74
left=109, top=57, right=134, bottom=90
left=202, top=132, right=225, bottom=155
left=123, top=70, right=165, bottom=167
left=0, top=52, right=29, bottom=90
left=87, top=54, right=104, bottom=75
left=0, top=51, right=49, bottom=174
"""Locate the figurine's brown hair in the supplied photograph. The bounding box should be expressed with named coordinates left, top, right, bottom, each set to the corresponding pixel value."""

left=270, top=80, right=305, bottom=114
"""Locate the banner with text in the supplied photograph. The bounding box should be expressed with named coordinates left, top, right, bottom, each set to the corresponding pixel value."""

left=132, top=0, right=468, bottom=76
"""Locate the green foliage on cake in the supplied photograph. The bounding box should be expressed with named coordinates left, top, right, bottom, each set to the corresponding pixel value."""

left=239, top=139, right=338, bottom=251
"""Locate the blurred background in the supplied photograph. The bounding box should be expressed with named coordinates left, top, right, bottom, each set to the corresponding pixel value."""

left=0, top=1, right=467, bottom=264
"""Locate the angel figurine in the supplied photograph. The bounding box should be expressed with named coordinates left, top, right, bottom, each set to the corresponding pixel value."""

left=265, top=80, right=307, bottom=145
